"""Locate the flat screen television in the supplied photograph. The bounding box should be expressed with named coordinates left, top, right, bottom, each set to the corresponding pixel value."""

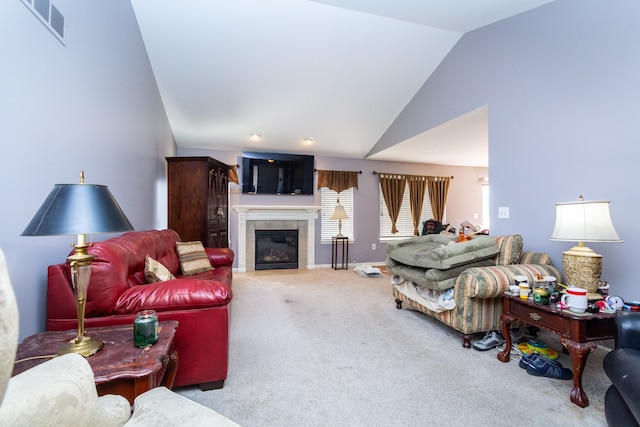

left=241, top=151, right=314, bottom=195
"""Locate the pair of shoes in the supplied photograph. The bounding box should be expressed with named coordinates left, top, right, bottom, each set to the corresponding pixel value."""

left=473, top=331, right=504, bottom=351
left=510, top=327, right=534, bottom=343
left=524, top=354, right=573, bottom=380
left=496, top=342, right=523, bottom=360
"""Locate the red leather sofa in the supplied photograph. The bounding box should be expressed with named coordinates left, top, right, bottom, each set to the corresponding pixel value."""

left=46, top=229, right=233, bottom=390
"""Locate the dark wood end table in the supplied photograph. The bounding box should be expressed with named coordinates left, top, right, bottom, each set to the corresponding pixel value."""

left=331, top=236, right=349, bottom=270
left=13, top=320, right=179, bottom=404
left=497, top=293, right=614, bottom=407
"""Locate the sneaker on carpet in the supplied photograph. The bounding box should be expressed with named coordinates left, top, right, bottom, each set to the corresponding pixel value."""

left=496, top=342, right=523, bottom=360
left=518, top=352, right=560, bottom=370
left=519, top=352, right=565, bottom=369
left=473, top=331, right=504, bottom=351
left=526, top=356, right=573, bottom=380
left=510, top=327, right=533, bottom=343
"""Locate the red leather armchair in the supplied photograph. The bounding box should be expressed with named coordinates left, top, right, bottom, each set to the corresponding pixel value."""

left=47, top=229, right=233, bottom=390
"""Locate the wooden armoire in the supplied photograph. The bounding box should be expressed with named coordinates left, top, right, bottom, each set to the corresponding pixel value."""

left=166, top=156, right=230, bottom=248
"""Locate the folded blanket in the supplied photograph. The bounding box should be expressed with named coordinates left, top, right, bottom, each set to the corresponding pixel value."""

left=386, top=234, right=499, bottom=270
left=385, top=257, right=496, bottom=290
left=391, top=275, right=456, bottom=313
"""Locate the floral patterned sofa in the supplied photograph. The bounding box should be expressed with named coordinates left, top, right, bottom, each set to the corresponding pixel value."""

left=387, top=234, right=561, bottom=348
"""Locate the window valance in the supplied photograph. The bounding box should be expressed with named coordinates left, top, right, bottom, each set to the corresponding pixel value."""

left=316, top=169, right=360, bottom=193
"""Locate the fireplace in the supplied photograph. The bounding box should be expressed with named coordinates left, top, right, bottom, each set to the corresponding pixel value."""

left=233, top=205, right=321, bottom=272
left=255, top=229, right=298, bottom=270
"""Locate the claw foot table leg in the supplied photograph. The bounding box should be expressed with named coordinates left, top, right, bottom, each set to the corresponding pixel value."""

left=560, top=337, right=595, bottom=408
left=497, top=313, right=515, bottom=363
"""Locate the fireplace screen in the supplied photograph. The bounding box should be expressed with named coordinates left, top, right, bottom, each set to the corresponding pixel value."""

left=255, top=229, right=298, bottom=270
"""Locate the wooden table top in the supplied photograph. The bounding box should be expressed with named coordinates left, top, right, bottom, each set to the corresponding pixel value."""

left=504, top=292, right=616, bottom=321
left=13, top=320, right=179, bottom=383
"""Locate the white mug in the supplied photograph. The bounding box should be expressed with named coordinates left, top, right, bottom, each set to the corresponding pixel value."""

left=561, top=287, right=588, bottom=313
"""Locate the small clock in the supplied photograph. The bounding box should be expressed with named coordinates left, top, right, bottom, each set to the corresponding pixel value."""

left=606, top=295, right=625, bottom=310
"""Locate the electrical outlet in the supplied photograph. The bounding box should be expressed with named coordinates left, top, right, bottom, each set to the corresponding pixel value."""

left=372, top=243, right=376, bottom=251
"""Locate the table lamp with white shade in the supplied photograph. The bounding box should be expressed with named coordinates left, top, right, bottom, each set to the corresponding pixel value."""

left=550, top=196, right=622, bottom=294
left=330, top=197, right=349, bottom=237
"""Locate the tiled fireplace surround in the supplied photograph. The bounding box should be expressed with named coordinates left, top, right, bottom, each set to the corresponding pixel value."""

left=233, top=206, right=322, bottom=273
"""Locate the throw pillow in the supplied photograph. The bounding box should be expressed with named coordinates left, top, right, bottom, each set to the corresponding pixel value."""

left=495, top=234, right=523, bottom=265
left=144, top=256, right=176, bottom=283
left=176, top=241, right=214, bottom=276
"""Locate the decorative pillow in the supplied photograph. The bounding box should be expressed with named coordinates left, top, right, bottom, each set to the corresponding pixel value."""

left=176, top=241, right=213, bottom=276
left=144, top=256, right=176, bottom=283
left=495, top=234, right=523, bottom=265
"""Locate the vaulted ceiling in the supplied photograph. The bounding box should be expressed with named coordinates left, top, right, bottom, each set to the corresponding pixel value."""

left=131, top=0, right=556, bottom=167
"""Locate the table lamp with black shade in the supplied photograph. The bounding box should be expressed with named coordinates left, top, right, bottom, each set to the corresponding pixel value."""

left=22, top=171, right=134, bottom=356
left=550, top=195, right=622, bottom=295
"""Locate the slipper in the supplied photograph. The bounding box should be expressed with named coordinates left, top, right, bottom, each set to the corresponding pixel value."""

left=526, top=356, right=573, bottom=380
left=518, top=340, right=560, bottom=360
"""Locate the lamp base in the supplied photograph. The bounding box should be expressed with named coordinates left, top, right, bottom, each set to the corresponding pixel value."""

left=57, top=334, right=104, bottom=357
left=562, top=246, right=602, bottom=294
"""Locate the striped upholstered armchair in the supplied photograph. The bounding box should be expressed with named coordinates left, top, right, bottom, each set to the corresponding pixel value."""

left=391, top=234, right=561, bottom=348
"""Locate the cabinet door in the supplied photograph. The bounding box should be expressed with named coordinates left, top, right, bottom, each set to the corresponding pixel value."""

left=207, top=229, right=228, bottom=249
left=208, top=168, right=220, bottom=226
left=206, top=166, right=229, bottom=248
left=217, top=168, right=228, bottom=229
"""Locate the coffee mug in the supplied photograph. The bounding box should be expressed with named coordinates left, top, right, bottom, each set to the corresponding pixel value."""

left=561, top=287, right=588, bottom=313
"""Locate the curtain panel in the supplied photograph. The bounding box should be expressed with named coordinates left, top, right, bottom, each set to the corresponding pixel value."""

left=427, top=176, right=451, bottom=222
left=378, top=173, right=407, bottom=234
left=407, top=175, right=427, bottom=236
left=228, top=166, right=239, bottom=184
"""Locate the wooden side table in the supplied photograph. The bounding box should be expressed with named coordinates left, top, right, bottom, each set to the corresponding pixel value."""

left=497, top=294, right=615, bottom=407
left=331, top=236, right=349, bottom=270
left=13, top=320, right=179, bottom=404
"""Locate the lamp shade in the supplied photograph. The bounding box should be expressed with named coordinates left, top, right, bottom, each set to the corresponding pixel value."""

left=550, top=199, right=622, bottom=243
left=22, top=184, right=134, bottom=236
left=330, top=205, right=349, bottom=221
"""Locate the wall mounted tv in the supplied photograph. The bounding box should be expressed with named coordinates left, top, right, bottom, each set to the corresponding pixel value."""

left=241, top=151, right=314, bottom=195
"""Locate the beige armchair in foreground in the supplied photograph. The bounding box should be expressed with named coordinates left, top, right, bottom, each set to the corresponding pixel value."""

left=0, top=247, right=239, bottom=427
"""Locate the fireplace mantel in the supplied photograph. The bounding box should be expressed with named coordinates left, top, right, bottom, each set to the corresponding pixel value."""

left=233, top=205, right=322, bottom=272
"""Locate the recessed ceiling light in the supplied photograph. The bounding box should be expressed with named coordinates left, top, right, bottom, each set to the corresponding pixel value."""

left=304, top=137, right=315, bottom=144
left=249, top=133, right=261, bottom=141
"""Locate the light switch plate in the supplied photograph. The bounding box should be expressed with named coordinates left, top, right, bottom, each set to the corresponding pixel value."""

left=498, top=207, right=510, bottom=219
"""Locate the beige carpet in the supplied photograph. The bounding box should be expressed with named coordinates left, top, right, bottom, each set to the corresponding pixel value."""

left=177, top=268, right=609, bottom=426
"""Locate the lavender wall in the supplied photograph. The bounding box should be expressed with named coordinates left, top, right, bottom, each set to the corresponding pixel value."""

left=371, top=0, right=639, bottom=301
left=0, top=1, right=175, bottom=339
left=178, top=147, right=487, bottom=267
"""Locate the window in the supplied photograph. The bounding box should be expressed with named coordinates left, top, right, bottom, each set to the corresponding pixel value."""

left=482, top=184, right=490, bottom=230
left=379, top=184, right=433, bottom=240
left=321, top=187, right=354, bottom=243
